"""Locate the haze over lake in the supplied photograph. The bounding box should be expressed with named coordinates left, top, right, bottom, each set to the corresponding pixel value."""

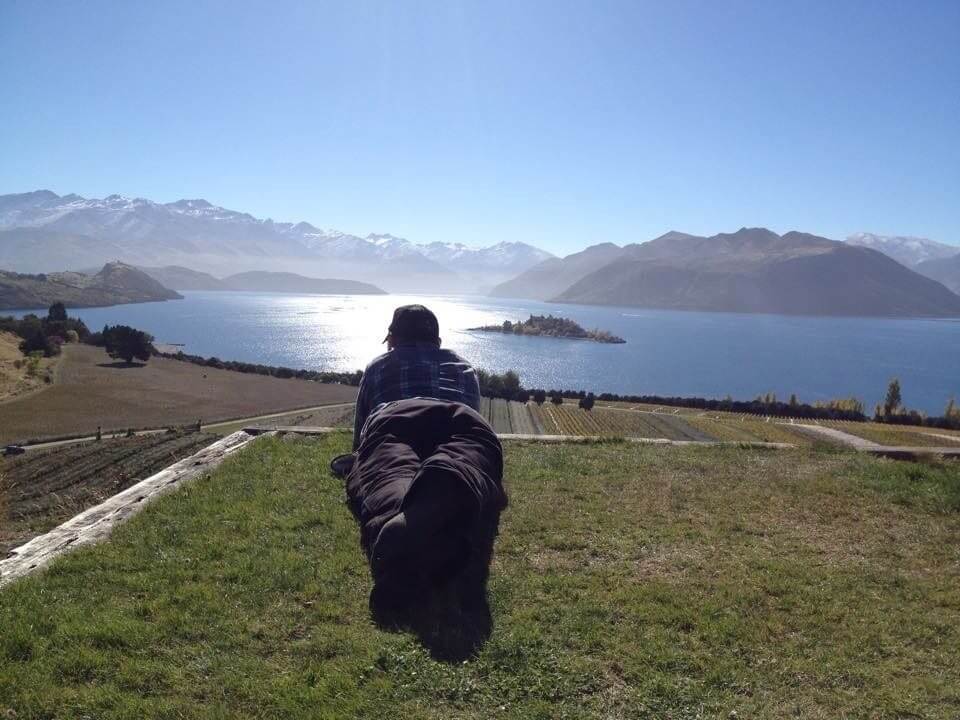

left=16, top=292, right=959, bottom=415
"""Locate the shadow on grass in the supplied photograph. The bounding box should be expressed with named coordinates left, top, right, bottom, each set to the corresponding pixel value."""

left=368, top=513, right=499, bottom=662
left=96, top=361, right=147, bottom=369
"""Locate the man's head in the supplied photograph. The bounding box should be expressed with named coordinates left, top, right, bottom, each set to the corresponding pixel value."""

left=384, top=304, right=440, bottom=348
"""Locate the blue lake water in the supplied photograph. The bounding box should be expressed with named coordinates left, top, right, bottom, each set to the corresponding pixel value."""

left=12, top=292, right=960, bottom=415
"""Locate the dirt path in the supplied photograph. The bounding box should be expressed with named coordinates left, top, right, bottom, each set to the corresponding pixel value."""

left=792, top=424, right=882, bottom=449
left=923, top=432, right=960, bottom=445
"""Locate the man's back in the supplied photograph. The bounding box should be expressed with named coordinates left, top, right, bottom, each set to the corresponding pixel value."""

left=353, top=341, right=481, bottom=448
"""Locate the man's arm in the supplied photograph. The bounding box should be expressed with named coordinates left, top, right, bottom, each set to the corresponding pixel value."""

left=353, top=375, right=370, bottom=451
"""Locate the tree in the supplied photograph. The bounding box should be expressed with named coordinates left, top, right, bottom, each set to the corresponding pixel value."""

left=946, top=396, right=959, bottom=419
left=532, top=389, right=547, bottom=405
left=502, top=320, right=513, bottom=333
left=578, top=393, right=596, bottom=411
left=502, top=370, right=521, bottom=400
left=550, top=391, right=563, bottom=405
left=883, top=378, right=902, bottom=417
left=789, top=393, right=799, bottom=408
left=19, top=329, right=58, bottom=357
left=103, top=325, right=154, bottom=364
left=47, top=302, right=68, bottom=322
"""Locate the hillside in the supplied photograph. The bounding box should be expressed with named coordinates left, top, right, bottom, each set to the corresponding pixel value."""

left=489, top=242, right=626, bottom=300
left=220, top=271, right=386, bottom=295
left=3, top=435, right=958, bottom=717
left=139, top=266, right=387, bottom=294
left=138, top=265, right=226, bottom=290
left=0, top=261, right=182, bottom=310
left=0, top=331, right=57, bottom=401
left=554, top=228, right=960, bottom=317
left=915, top=254, right=960, bottom=294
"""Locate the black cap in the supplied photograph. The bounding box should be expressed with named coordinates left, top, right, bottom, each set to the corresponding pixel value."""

left=385, top=304, right=440, bottom=344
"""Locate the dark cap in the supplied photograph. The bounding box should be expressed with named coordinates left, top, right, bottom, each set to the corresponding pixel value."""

left=385, top=304, right=440, bottom=344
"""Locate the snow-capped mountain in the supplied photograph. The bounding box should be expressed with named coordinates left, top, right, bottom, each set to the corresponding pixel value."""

left=846, top=232, right=959, bottom=268
left=419, top=240, right=554, bottom=271
left=0, top=190, right=553, bottom=292
left=367, top=234, right=553, bottom=273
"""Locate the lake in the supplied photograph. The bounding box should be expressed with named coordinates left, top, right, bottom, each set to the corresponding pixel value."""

left=13, top=292, right=960, bottom=415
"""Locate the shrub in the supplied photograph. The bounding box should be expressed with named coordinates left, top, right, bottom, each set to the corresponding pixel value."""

left=24, top=352, right=42, bottom=377
left=19, top=329, right=59, bottom=357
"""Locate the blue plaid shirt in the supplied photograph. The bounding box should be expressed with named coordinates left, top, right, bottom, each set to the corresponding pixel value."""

left=353, top=342, right=481, bottom=449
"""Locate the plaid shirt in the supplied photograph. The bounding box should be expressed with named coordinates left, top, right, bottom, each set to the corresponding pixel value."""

left=353, top=342, right=481, bottom=449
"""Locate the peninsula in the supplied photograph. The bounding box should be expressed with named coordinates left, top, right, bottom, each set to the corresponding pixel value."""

left=0, top=261, right=181, bottom=310
left=470, top=314, right=625, bottom=343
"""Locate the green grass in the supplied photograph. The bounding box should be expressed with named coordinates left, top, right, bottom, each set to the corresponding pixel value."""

left=2, top=437, right=960, bottom=718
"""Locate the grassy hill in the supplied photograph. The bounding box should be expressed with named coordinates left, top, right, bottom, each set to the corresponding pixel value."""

left=2, top=435, right=958, bottom=718
left=0, top=262, right=182, bottom=310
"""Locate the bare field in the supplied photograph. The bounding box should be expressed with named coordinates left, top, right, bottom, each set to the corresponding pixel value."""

left=0, top=431, right=216, bottom=556
left=686, top=415, right=817, bottom=445
left=0, top=344, right=357, bottom=444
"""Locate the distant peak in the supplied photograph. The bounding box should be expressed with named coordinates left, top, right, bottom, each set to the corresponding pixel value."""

left=170, top=198, right=213, bottom=208
left=651, top=230, right=697, bottom=243
left=734, top=226, right=778, bottom=236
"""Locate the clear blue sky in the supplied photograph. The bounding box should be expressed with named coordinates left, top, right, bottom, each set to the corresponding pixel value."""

left=1, top=0, right=957, bottom=254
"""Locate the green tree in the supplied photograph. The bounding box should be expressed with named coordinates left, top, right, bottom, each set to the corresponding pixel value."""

left=502, top=320, right=513, bottom=333
left=532, top=389, right=547, bottom=405
left=578, top=393, right=596, bottom=411
left=47, top=302, right=68, bottom=322
left=19, top=329, right=58, bottom=357
left=550, top=391, right=563, bottom=405
left=883, top=378, right=902, bottom=417
left=103, top=325, right=154, bottom=364
left=946, top=396, right=958, bottom=419
left=502, top=370, right=521, bottom=400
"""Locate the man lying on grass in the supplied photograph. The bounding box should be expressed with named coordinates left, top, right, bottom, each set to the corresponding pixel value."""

left=334, top=305, right=507, bottom=639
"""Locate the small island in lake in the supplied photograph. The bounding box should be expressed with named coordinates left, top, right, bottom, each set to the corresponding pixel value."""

left=470, top=314, right=626, bottom=344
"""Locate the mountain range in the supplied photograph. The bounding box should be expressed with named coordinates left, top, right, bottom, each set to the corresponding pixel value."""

left=493, top=228, right=960, bottom=317
left=3, top=189, right=959, bottom=317
left=0, top=262, right=181, bottom=310
left=0, top=191, right=553, bottom=293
